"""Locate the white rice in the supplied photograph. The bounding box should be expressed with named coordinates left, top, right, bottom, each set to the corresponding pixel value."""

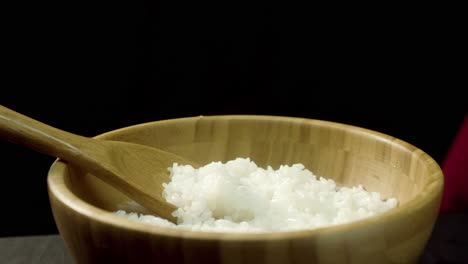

left=114, top=157, right=398, bottom=232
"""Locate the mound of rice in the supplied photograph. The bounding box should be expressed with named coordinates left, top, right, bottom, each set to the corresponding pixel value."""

left=115, top=157, right=398, bottom=232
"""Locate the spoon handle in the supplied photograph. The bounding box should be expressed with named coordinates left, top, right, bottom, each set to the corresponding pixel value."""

left=0, top=104, right=89, bottom=162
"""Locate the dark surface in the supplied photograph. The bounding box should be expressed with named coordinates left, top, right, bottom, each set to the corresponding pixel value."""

left=419, top=211, right=468, bottom=264
left=0, top=211, right=466, bottom=263
left=0, top=235, right=73, bottom=264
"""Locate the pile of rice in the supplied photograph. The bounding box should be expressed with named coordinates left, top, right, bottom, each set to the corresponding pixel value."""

left=115, top=158, right=398, bottom=232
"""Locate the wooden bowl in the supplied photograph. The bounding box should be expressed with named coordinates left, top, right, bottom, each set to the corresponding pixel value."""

left=47, top=115, right=443, bottom=264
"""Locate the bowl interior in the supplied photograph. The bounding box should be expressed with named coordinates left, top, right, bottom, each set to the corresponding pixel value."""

left=56, top=115, right=441, bottom=225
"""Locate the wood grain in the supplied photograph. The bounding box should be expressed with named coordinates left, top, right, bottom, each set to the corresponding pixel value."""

left=47, top=115, right=444, bottom=263
left=0, top=105, right=201, bottom=223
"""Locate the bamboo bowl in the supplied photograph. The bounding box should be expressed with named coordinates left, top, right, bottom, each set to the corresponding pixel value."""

left=47, top=115, right=443, bottom=264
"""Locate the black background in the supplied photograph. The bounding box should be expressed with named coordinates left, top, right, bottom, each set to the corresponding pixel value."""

left=1, top=0, right=466, bottom=252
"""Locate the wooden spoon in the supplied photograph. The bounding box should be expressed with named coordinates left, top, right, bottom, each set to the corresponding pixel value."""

left=0, top=104, right=195, bottom=224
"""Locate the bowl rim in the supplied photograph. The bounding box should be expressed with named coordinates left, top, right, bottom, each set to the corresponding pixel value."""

left=47, top=114, right=444, bottom=241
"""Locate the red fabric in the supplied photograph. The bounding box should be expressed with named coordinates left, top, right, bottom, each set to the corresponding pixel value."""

left=440, top=113, right=468, bottom=212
